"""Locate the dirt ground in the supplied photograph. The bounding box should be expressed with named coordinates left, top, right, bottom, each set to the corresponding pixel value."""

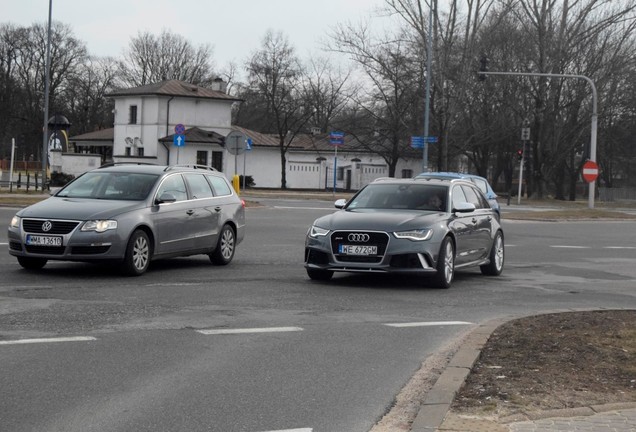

left=450, top=310, right=636, bottom=421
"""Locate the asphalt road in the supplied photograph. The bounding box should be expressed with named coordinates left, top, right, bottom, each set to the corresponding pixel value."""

left=1, top=200, right=635, bottom=432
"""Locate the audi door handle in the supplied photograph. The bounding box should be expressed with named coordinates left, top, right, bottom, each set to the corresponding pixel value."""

left=186, top=210, right=194, bottom=216
left=214, top=207, right=222, bottom=212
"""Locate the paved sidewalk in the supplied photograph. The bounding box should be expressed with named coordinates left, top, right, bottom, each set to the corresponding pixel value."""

left=408, top=311, right=636, bottom=432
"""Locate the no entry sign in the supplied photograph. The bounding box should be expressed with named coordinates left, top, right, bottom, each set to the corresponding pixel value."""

left=582, top=160, right=599, bottom=183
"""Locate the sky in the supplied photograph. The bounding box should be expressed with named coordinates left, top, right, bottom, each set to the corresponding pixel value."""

left=3, top=0, right=392, bottom=70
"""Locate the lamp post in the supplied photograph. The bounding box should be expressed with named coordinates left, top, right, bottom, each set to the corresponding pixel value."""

left=422, top=1, right=433, bottom=173
left=41, top=0, right=53, bottom=191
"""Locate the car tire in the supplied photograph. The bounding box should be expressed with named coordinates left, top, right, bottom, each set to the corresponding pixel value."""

left=17, top=256, right=47, bottom=270
left=306, top=268, right=334, bottom=281
left=210, top=224, right=235, bottom=265
left=431, top=236, right=454, bottom=288
left=481, top=230, right=504, bottom=276
left=123, top=229, right=151, bottom=276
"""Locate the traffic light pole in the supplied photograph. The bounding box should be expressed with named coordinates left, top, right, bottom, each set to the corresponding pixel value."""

left=478, top=70, right=598, bottom=209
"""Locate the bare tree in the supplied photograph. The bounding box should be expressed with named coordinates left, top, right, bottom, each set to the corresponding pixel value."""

left=8, top=21, right=87, bottom=160
left=117, top=30, right=216, bottom=87
left=300, top=55, right=352, bottom=134
left=240, top=30, right=312, bottom=189
left=326, top=21, right=423, bottom=176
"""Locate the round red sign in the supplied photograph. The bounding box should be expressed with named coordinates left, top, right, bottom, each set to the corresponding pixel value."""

left=582, top=160, right=599, bottom=183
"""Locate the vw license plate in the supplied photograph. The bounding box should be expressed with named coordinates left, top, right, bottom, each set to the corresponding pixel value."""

left=26, top=235, right=62, bottom=247
left=339, top=245, right=377, bottom=255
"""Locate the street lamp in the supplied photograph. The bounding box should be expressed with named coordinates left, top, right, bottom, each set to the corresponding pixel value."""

left=41, top=0, right=52, bottom=191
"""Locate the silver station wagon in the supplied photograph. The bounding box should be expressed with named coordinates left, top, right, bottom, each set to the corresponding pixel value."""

left=8, top=164, right=245, bottom=275
left=304, top=177, right=504, bottom=288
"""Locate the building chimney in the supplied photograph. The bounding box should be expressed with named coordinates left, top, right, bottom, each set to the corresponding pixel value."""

left=211, top=77, right=227, bottom=93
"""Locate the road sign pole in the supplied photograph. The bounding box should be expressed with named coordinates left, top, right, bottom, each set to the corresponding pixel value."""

left=517, top=153, right=524, bottom=205
left=333, top=145, right=338, bottom=196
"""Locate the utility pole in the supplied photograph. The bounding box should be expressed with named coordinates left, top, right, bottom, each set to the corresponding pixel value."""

left=41, top=0, right=53, bottom=191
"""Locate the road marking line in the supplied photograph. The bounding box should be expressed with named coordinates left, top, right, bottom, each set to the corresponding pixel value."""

left=604, top=246, right=636, bottom=249
left=197, top=327, right=304, bottom=335
left=550, top=245, right=590, bottom=249
left=384, top=321, right=473, bottom=328
left=0, top=336, right=96, bottom=345
left=258, top=429, right=312, bottom=432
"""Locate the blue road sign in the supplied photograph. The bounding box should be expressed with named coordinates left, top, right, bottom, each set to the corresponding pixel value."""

left=329, top=131, right=345, bottom=145
left=246, top=138, right=252, bottom=151
left=173, top=134, right=185, bottom=147
left=411, top=136, right=424, bottom=149
left=424, top=136, right=438, bottom=143
left=175, top=124, right=185, bottom=135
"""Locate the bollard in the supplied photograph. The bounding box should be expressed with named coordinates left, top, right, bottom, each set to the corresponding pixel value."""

left=232, top=174, right=240, bottom=195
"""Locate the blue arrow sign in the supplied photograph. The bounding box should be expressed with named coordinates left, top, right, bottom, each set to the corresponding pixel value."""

left=246, top=138, right=252, bottom=151
left=173, top=134, right=185, bottom=147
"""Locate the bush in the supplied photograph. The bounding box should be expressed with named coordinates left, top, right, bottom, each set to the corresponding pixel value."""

left=50, top=171, right=75, bottom=187
left=239, top=175, right=255, bottom=188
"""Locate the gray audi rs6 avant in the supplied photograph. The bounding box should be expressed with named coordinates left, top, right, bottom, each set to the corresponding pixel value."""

left=8, top=164, right=245, bottom=275
left=304, top=177, right=504, bottom=288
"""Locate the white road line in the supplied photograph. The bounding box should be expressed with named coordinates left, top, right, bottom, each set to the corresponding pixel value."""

left=258, top=429, right=312, bottom=432
left=550, top=245, right=590, bottom=249
left=0, top=336, right=96, bottom=345
left=197, top=327, right=304, bottom=335
left=384, top=321, right=473, bottom=328
left=604, top=246, right=636, bottom=249
left=273, top=206, right=333, bottom=210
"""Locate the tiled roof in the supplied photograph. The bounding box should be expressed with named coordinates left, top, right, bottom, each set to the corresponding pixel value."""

left=106, top=79, right=242, bottom=102
left=69, top=128, right=114, bottom=141
left=159, top=127, right=224, bottom=144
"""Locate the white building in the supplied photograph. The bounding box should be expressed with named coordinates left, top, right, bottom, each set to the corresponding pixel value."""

left=66, top=79, right=422, bottom=191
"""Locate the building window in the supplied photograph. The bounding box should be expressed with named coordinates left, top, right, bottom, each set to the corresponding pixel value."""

left=197, top=151, right=208, bottom=166
left=137, top=147, right=144, bottom=157
left=401, top=169, right=412, bottom=178
left=337, top=167, right=344, bottom=181
left=129, top=105, right=138, bottom=124
left=211, top=151, right=223, bottom=171
left=125, top=147, right=131, bottom=156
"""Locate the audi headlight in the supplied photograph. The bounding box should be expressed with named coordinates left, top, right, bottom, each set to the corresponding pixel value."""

left=393, top=229, right=432, bottom=241
left=81, top=220, right=118, bottom=233
left=308, top=225, right=330, bottom=238
left=10, top=215, right=21, bottom=229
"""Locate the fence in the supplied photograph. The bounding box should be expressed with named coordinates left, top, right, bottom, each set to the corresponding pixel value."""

left=599, top=187, right=636, bottom=202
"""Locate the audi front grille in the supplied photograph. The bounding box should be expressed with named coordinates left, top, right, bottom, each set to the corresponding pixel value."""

left=330, top=231, right=389, bottom=262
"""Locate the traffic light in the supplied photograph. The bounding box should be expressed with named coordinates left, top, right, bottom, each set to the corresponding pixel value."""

left=478, top=55, right=489, bottom=81
left=517, top=149, right=523, bottom=160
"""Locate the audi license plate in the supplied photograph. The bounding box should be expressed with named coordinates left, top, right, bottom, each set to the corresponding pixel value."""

left=339, top=245, right=377, bottom=255
left=26, top=235, right=62, bottom=247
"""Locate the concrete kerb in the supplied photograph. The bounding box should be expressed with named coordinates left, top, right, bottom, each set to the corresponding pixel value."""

left=410, top=318, right=509, bottom=431
left=409, top=308, right=636, bottom=432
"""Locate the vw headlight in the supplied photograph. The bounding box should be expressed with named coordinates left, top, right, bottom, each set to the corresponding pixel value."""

left=308, top=225, right=330, bottom=238
left=393, top=229, right=432, bottom=241
left=81, top=220, right=118, bottom=233
left=10, top=215, right=21, bottom=229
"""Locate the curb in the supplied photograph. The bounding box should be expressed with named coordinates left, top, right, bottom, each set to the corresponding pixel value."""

left=409, top=317, right=509, bottom=431
left=409, top=308, right=636, bottom=432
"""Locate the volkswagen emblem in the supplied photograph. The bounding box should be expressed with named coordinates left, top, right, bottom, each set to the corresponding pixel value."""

left=348, top=233, right=370, bottom=242
left=41, top=221, right=53, bottom=232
